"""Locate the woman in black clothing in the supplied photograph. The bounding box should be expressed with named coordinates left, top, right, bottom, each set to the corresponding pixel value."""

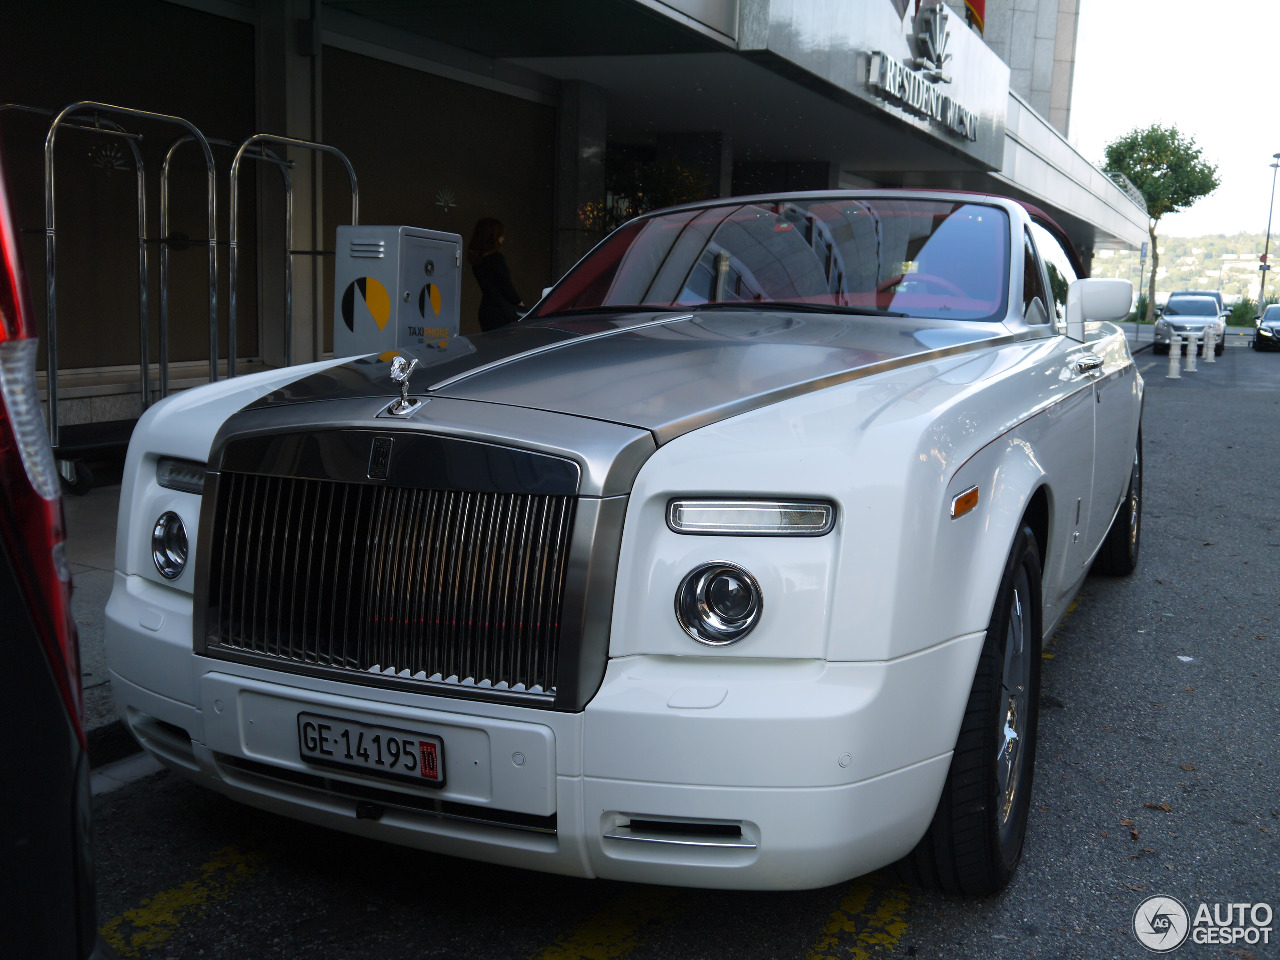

left=467, top=218, right=525, bottom=331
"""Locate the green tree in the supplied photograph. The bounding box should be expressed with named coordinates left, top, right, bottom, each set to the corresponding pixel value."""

left=1104, top=125, right=1220, bottom=321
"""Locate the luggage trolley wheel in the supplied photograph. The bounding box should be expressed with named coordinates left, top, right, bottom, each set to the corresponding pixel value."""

left=58, top=458, right=94, bottom=496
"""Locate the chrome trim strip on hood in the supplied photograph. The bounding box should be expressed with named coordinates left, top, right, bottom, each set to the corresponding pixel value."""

left=430, top=314, right=1022, bottom=446
left=645, top=332, right=1022, bottom=444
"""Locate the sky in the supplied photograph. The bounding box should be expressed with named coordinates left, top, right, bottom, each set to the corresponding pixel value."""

left=1069, top=0, right=1280, bottom=238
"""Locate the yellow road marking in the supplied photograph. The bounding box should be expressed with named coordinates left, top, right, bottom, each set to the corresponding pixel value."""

left=532, top=889, right=675, bottom=960
left=99, top=846, right=264, bottom=958
left=805, top=876, right=911, bottom=960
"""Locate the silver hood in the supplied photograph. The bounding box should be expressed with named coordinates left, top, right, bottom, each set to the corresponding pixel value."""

left=250, top=310, right=1012, bottom=445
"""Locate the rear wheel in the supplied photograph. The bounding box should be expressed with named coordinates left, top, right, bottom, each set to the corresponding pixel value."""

left=899, top=524, right=1042, bottom=896
left=1153, top=342, right=1169, bottom=355
left=1093, top=431, right=1142, bottom=576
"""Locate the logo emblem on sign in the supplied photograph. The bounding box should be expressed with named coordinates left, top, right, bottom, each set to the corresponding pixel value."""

left=341, top=276, right=391, bottom=332
left=911, top=3, right=953, bottom=83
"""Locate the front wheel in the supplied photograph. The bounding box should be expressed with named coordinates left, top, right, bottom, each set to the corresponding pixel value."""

left=899, top=524, right=1042, bottom=896
left=1152, top=342, right=1169, bottom=355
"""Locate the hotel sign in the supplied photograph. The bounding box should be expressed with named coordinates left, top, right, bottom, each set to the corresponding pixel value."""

left=868, top=3, right=979, bottom=141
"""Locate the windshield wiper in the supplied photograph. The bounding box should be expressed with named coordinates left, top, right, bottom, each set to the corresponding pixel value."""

left=691, top=301, right=908, bottom=318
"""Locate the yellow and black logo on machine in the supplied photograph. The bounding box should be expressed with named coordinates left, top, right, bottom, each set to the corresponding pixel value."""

left=418, top=283, right=443, bottom=319
left=341, top=276, right=391, bottom=332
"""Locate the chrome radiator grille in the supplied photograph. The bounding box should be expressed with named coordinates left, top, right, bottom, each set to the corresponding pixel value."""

left=206, top=471, right=575, bottom=696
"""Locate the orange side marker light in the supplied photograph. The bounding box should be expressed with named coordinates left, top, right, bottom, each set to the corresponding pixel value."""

left=951, top=486, right=979, bottom=519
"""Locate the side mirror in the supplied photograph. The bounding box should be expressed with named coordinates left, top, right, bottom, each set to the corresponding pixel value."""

left=1065, top=278, right=1132, bottom=340
left=542, top=286, right=554, bottom=299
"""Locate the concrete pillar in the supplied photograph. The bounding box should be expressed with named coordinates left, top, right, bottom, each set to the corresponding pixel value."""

left=256, top=0, right=323, bottom=366
left=1078, top=245, right=1094, bottom=278
left=553, top=81, right=607, bottom=279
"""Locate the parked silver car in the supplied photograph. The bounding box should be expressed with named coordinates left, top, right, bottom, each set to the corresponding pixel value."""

left=1153, top=294, right=1226, bottom=356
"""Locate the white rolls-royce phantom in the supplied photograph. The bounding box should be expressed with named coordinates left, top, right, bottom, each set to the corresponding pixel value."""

left=105, top=191, right=1142, bottom=893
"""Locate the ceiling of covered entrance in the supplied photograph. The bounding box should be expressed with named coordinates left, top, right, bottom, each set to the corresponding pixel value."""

left=320, top=0, right=1144, bottom=253
left=323, top=0, right=728, bottom=56
left=508, top=52, right=984, bottom=177
left=322, top=0, right=986, bottom=179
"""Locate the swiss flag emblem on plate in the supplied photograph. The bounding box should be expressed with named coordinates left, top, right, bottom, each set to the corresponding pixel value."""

left=419, top=740, right=440, bottom=781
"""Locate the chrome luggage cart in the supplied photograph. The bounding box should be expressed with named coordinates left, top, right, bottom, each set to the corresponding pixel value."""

left=5, top=99, right=358, bottom=492
left=41, top=101, right=216, bottom=489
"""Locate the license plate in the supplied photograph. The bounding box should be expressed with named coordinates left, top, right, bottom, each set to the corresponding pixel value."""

left=297, top=713, right=444, bottom=787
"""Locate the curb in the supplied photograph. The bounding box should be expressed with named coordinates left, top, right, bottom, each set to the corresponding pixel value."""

left=88, top=719, right=140, bottom=770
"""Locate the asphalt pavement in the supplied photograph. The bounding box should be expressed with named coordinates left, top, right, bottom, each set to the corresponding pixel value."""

left=72, top=331, right=1278, bottom=959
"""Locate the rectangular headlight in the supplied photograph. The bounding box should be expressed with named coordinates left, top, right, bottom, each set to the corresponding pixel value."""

left=667, top=499, right=835, bottom=536
left=156, top=457, right=206, bottom=494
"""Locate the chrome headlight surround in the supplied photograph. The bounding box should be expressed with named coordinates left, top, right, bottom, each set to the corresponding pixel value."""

left=674, top=561, right=763, bottom=646
left=667, top=498, right=835, bottom=536
left=152, top=511, right=189, bottom=580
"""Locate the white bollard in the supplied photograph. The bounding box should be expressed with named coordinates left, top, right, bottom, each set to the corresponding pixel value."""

left=1203, top=326, right=1216, bottom=362
left=1167, top=334, right=1182, bottom=379
left=1185, top=334, right=1198, bottom=372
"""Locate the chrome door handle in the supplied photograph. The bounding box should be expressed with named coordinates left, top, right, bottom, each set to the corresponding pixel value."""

left=1074, top=355, right=1104, bottom=374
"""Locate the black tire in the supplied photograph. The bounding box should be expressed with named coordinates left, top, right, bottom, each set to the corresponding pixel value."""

left=1152, top=343, right=1169, bottom=355
left=1092, top=430, right=1142, bottom=576
left=899, top=524, right=1042, bottom=896
left=1215, top=338, right=1225, bottom=356
left=58, top=459, right=93, bottom=496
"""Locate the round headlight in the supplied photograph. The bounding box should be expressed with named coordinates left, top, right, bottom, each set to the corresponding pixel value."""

left=674, top=561, right=763, bottom=646
left=152, top=511, right=188, bottom=580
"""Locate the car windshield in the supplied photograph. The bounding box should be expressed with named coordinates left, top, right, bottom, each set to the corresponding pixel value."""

left=1263, top=305, right=1280, bottom=321
left=534, top=198, right=1010, bottom=322
left=1164, top=297, right=1218, bottom=316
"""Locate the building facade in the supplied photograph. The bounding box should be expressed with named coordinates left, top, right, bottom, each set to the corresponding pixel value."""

left=981, top=0, right=1080, bottom=136
left=0, top=0, right=1145, bottom=445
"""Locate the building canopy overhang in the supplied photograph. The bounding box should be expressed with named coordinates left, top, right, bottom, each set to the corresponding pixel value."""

left=323, top=0, right=1148, bottom=254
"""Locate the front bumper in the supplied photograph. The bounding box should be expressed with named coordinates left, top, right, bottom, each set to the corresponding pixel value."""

left=1153, top=325, right=1220, bottom=345
left=106, top=571, right=980, bottom=890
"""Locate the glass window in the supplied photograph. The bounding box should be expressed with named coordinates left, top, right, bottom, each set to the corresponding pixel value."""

left=536, top=198, right=1011, bottom=322
left=1164, top=297, right=1218, bottom=316
left=1022, top=231, right=1049, bottom=324
left=1027, top=220, right=1078, bottom=323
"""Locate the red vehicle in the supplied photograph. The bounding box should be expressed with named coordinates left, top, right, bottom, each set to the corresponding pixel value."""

left=0, top=153, right=113, bottom=958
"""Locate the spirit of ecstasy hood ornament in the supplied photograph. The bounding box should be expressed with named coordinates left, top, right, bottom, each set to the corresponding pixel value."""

left=386, top=355, right=422, bottom=417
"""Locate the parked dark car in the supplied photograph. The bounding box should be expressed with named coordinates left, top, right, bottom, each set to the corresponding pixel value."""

left=0, top=155, right=113, bottom=958
left=1254, top=303, right=1280, bottom=351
